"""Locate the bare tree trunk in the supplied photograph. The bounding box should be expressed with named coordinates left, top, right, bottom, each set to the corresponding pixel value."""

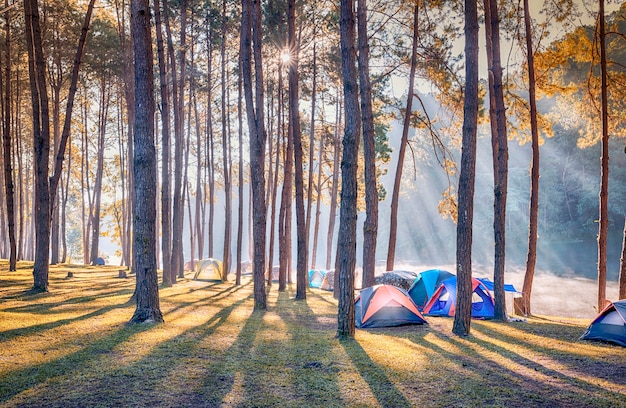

left=129, top=0, right=163, bottom=324
left=287, top=0, right=307, bottom=299
left=311, top=125, right=324, bottom=269
left=484, top=0, right=508, bottom=320
left=154, top=0, right=172, bottom=285
left=597, top=0, right=609, bottom=311
left=241, top=0, right=267, bottom=311
left=221, top=0, right=232, bottom=281
left=357, top=0, right=377, bottom=288
left=521, top=0, right=540, bottom=316
left=236, top=53, right=244, bottom=285
left=326, top=93, right=341, bottom=271
left=452, top=0, right=479, bottom=337
left=278, top=64, right=292, bottom=292
left=306, top=42, right=317, bottom=267
left=387, top=1, right=419, bottom=272
left=267, top=90, right=281, bottom=285
left=619, top=216, right=626, bottom=299
left=89, top=75, right=111, bottom=265
left=24, top=0, right=51, bottom=292
left=336, top=0, right=361, bottom=338
left=2, top=1, right=16, bottom=271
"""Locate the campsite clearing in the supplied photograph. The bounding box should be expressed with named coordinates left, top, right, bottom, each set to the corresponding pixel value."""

left=0, top=261, right=624, bottom=407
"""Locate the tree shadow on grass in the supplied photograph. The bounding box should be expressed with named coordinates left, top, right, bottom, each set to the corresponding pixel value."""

left=0, top=319, right=155, bottom=404
left=340, top=336, right=413, bottom=407
left=396, top=325, right=626, bottom=407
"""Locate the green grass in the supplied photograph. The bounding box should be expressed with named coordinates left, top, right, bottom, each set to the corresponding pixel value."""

left=0, top=261, right=625, bottom=407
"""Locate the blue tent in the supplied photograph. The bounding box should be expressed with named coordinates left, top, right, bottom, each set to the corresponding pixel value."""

left=476, top=277, right=519, bottom=293
left=423, top=276, right=495, bottom=318
left=580, top=300, right=626, bottom=347
left=408, top=269, right=455, bottom=310
left=308, top=269, right=327, bottom=288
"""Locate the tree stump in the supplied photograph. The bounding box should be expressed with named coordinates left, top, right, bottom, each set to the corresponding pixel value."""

left=118, top=269, right=128, bottom=279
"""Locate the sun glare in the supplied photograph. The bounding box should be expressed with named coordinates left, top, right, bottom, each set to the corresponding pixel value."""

left=280, top=50, right=291, bottom=64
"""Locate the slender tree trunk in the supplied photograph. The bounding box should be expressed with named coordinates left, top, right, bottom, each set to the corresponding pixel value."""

left=222, top=0, right=232, bottom=281
left=357, top=0, right=377, bottom=288
left=165, top=0, right=184, bottom=283
left=24, top=0, right=51, bottom=292
left=268, top=90, right=281, bottom=285
left=387, top=1, right=419, bottom=272
left=236, top=53, right=244, bottom=285
left=311, top=126, right=324, bottom=269
left=278, top=65, right=292, bottom=291
left=336, top=0, right=361, bottom=338
left=2, top=1, right=16, bottom=271
left=287, top=0, right=307, bottom=299
left=154, top=0, right=172, bottom=285
left=129, top=0, right=163, bottom=324
left=521, top=0, right=540, bottom=316
left=89, top=76, right=110, bottom=266
left=484, top=0, right=508, bottom=320
left=452, top=0, right=479, bottom=337
left=326, top=94, right=341, bottom=271
left=597, top=0, right=608, bottom=311
left=619, top=216, right=626, bottom=299
left=306, top=42, right=317, bottom=266
left=241, top=0, right=267, bottom=310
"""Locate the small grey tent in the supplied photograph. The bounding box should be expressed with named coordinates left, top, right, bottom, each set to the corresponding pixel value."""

left=580, top=300, right=626, bottom=347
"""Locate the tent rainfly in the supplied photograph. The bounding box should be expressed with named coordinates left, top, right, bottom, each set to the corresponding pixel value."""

left=580, top=300, right=626, bottom=347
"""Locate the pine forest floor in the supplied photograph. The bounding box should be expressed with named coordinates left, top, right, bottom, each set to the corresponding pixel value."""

left=0, top=261, right=625, bottom=407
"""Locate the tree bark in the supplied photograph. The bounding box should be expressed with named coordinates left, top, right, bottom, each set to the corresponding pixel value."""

left=387, top=1, right=419, bottom=273
left=288, top=0, right=307, bottom=300
left=154, top=0, right=172, bottom=286
left=521, top=0, right=540, bottom=316
left=24, top=0, right=51, bottom=292
left=222, top=0, right=232, bottom=281
left=241, top=0, right=267, bottom=311
left=484, top=0, right=508, bottom=320
left=336, top=0, right=361, bottom=338
left=597, top=0, right=608, bottom=311
left=326, top=94, right=341, bottom=272
left=357, top=0, right=377, bottom=288
left=129, top=0, right=163, bottom=324
left=452, top=0, right=479, bottom=337
left=2, top=1, right=16, bottom=271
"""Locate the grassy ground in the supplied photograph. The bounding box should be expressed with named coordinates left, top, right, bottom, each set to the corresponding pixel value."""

left=0, top=261, right=624, bottom=408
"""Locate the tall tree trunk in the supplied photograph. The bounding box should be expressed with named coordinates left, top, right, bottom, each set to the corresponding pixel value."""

left=597, top=0, right=608, bottom=311
left=154, top=0, right=172, bottom=285
left=306, top=42, right=317, bottom=267
left=2, top=1, right=16, bottom=271
left=288, top=0, right=307, bottom=300
left=129, top=0, right=163, bottom=324
left=89, top=76, right=111, bottom=266
left=278, top=65, right=292, bottom=291
left=165, top=0, right=184, bottom=283
left=521, top=0, right=540, bottom=316
left=241, top=0, right=267, bottom=311
left=336, top=0, right=361, bottom=338
left=387, top=1, right=419, bottom=272
left=357, top=0, right=377, bottom=288
left=619, top=216, right=626, bottom=299
left=311, top=126, right=324, bottom=268
left=221, top=0, right=232, bottom=281
left=326, top=94, right=341, bottom=271
left=24, top=0, right=51, bottom=292
left=452, top=0, right=479, bottom=337
left=268, top=89, right=281, bottom=285
left=236, top=53, right=244, bottom=285
left=484, top=0, right=508, bottom=320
